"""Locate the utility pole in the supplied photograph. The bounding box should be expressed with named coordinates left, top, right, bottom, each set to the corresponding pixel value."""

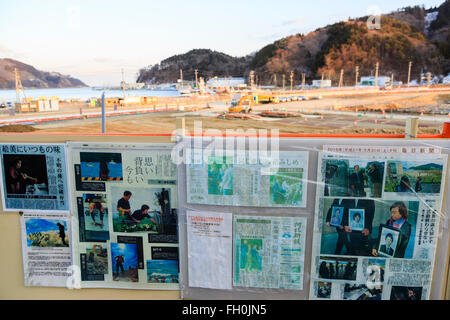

left=391, top=73, right=394, bottom=88
left=249, top=71, right=255, bottom=90
left=273, top=74, right=277, bottom=87
left=194, top=69, right=198, bottom=89
left=355, top=66, right=359, bottom=87
left=427, top=72, right=431, bottom=87
left=302, top=73, right=306, bottom=90
left=374, top=62, right=379, bottom=88
left=321, top=72, right=324, bottom=88
left=180, top=69, right=183, bottom=90
left=407, top=61, right=412, bottom=87
left=290, top=71, right=294, bottom=91
left=101, top=92, right=106, bottom=134
left=282, top=74, right=286, bottom=91
left=14, top=68, right=26, bottom=104
left=199, top=77, right=205, bottom=95
left=121, top=69, right=126, bottom=99
left=338, top=69, right=344, bottom=88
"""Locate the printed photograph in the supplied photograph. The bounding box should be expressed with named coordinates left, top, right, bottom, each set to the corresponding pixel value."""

left=324, top=159, right=349, bottom=197
left=323, top=159, right=384, bottom=198
left=364, top=258, right=386, bottom=284
left=270, top=168, right=303, bottom=205
left=376, top=226, right=400, bottom=258
left=82, top=194, right=109, bottom=231
left=349, top=209, right=365, bottom=231
left=207, top=156, right=233, bottom=195
left=343, top=283, right=382, bottom=300
left=329, top=206, right=344, bottom=227
left=80, top=152, right=123, bottom=182
left=85, top=244, right=108, bottom=275
left=315, top=281, right=332, bottom=299
left=111, top=243, right=139, bottom=282
left=25, top=219, right=69, bottom=247
left=390, top=286, right=423, bottom=300
left=112, top=186, right=175, bottom=234
left=77, top=196, right=110, bottom=242
left=147, top=260, right=179, bottom=283
left=318, top=256, right=357, bottom=280
left=3, top=154, right=48, bottom=196
left=320, top=198, right=418, bottom=258
left=118, top=236, right=144, bottom=269
left=239, top=239, right=263, bottom=272
left=385, top=160, right=443, bottom=194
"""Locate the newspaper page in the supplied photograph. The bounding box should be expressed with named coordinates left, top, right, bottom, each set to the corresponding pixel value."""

left=68, top=142, right=178, bottom=289
left=0, top=143, right=70, bottom=212
left=309, top=146, right=448, bottom=300
left=187, top=210, right=232, bottom=290
left=233, top=215, right=307, bottom=290
left=186, top=149, right=309, bottom=207
left=20, top=212, right=72, bottom=287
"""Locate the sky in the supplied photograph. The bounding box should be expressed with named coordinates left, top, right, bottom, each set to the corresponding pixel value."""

left=0, top=0, right=444, bottom=86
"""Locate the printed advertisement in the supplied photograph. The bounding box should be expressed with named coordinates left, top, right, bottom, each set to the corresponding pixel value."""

left=309, top=147, right=448, bottom=300
left=0, top=143, right=69, bottom=212
left=20, top=212, right=72, bottom=287
left=187, top=210, right=232, bottom=290
left=233, top=215, right=307, bottom=290
left=69, top=142, right=179, bottom=289
left=186, top=150, right=309, bottom=207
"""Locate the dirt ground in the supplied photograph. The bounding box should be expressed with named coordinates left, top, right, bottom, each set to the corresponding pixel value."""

left=1, top=89, right=448, bottom=135
left=19, top=112, right=441, bottom=135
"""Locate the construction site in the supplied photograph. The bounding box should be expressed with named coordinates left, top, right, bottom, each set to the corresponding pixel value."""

left=1, top=65, right=449, bottom=135
left=0, top=87, right=446, bottom=136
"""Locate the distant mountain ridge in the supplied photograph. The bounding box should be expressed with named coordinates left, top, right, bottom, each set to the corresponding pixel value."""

left=137, top=1, right=450, bottom=85
left=0, top=58, right=86, bottom=89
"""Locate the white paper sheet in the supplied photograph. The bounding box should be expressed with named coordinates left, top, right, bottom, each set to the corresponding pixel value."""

left=187, top=210, right=232, bottom=290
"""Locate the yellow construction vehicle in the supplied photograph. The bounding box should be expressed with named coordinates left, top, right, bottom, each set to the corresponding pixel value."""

left=228, top=93, right=279, bottom=113
left=258, top=95, right=279, bottom=104
left=228, top=94, right=256, bottom=113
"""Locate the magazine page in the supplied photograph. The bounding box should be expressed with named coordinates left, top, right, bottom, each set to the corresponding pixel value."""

left=233, top=215, right=307, bottom=290
left=186, top=149, right=309, bottom=208
left=309, top=145, right=447, bottom=300
left=20, top=212, right=72, bottom=287
left=0, top=143, right=70, bottom=212
left=68, top=142, right=179, bottom=289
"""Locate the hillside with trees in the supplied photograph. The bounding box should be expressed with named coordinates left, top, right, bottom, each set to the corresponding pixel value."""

left=137, top=49, right=251, bottom=84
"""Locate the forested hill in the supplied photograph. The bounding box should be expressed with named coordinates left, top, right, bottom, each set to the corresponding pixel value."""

left=0, top=58, right=86, bottom=89
left=137, top=1, right=450, bottom=85
left=137, top=49, right=251, bottom=84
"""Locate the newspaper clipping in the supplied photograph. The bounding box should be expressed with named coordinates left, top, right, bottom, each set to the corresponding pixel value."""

left=310, top=145, right=448, bottom=300
left=187, top=210, right=232, bottom=290
left=186, top=150, right=309, bottom=207
left=0, top=143, right=69, bottom=212
left=233, top=215, right=307, bottom=290
left=20, top=212, right=72, bottom=287
left=69, top=142, right=179, bottom=289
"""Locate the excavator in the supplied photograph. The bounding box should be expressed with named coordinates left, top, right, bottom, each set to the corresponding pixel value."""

left=228, top=93, right=279, bottom=113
